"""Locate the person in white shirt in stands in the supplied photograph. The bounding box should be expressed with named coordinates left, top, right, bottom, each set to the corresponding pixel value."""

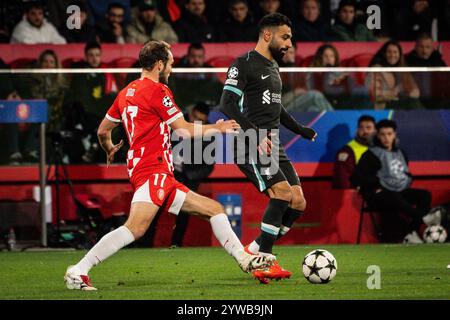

left=10, top=1, right=66, bottom=44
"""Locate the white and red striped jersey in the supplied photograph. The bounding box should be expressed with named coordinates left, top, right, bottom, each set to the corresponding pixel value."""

left=106, top=77, right=183, bottom=181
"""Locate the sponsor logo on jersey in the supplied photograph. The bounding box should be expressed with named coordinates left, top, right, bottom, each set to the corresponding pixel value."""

left=262, top=90, right=271, bottom=104
left=126, top=88, right=135, bottom=97
left=157, top=188, right=165, bottom=201
left=261, top=74, right=270, bottom=80
left=162, top=96, right=173, bottom=108
left=228, top=67, right=238, bottom=79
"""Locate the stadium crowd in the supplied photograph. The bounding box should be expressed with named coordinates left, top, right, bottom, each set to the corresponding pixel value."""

left=0, top=0, right=449, bottom=166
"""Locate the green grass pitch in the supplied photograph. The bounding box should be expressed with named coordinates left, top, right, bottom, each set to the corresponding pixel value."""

left=0, top=244, right=449, bottom=300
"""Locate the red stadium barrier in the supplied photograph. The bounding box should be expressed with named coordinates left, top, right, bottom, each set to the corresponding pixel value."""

left=1, top=42, right=450, bottom=67
left=0, top=162, right=448, bottom=246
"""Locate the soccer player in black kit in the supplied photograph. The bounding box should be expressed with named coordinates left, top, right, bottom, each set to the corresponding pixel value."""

left=220, top=13, right=317, bottom=283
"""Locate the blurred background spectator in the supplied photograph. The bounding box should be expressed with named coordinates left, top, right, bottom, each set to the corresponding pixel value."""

left=366, top=41, right=423, bottom=110
left=127, top=0, right=178, bottom=44
left=65, top=42, right=122, bottom=163
left=294, top=0, right=331, bottom=42
left=406, top=32, right=446, bottom=67
left=329, top=0, right=376, bottom=41
left=393, top=0, right=435, bottom=41
left=28, top=50, right=68, bottom=133
left=171, top=43, right=222, bottom=108
left=254, top=0, right=281, bottom=22
left=333, top=115, right=376, bottom=189
left=10, top=1, right=66, bottom=44
left=219, top=0, right=258, bottom=42
left=174, top=0, right=216, bottom=43
left=95, top=2, right=127, bottom=43
left=406, top=33, right=448, bottom=109
left=281, top=44, right=334, bottom=112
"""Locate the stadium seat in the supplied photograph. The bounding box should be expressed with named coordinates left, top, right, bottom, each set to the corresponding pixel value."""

left=206, top=56, right=234, bottom=68
left=206, top=56, right=234, bottom=83
left=357, top=199, right=382, bottom=244
left=108, top=57, right=138, bottom=68
left=62, top=58, right=83, bottom=68
left=345, top=53, right=374, bottom=85
left=9, top=58, right=36, bottom=69
left=300, top=55, right=314, bottom=67
left=108, top=57, right=138, bottom=88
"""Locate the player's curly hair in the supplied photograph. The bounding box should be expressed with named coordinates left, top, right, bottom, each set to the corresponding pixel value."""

left=139, top=40, right=171, bottom=70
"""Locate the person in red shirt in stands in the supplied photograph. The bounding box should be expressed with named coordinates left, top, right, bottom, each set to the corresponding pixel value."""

left=332, top=115, right=376, bottom=189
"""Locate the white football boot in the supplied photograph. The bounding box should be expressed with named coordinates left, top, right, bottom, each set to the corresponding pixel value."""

left=64, top=265, right=97, bottom=291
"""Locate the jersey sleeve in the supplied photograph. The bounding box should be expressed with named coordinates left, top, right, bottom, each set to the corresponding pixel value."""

left=151, top=85, right=184, bottom=125
left=223, top=57, right=247, bottom=97
left=105, top=95, right=122, bottom=123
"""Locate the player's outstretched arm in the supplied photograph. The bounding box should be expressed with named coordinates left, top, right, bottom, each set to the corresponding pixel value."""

left=169, top=116, right=240, bottom=138
left=97, top=117, right=123, bottom=167
left=279, top=106, right=317, bottom=141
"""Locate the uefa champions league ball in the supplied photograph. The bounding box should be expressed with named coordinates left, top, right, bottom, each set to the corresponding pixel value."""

left=302, top=249, right=337, bottom=284
left=423, top=225, right=447, bottom=243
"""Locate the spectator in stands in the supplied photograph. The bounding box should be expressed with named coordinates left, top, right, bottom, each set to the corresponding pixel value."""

left=10, top=1, right=67, bottom=44
left=405, top=33, right=447, bottom=109
left=281, top=44, right=334, bottom=112
left=29, top=50, right=68, bottom=133
left=95, top=2, right=127, bottom=43
left=174, top=0, right=216, bottom=43
left=406, top=33, right=447, bottom=67
left=219, top=0, right=258, bottom=42
left=170, top=102, right=215, bottom=247
left=171, top=43, right=222, bottom=108
left=333, top=115, right=376, bottom=189
left=366, top=41, right=424, bottom=110
left=308, top=44, right=355, bottom=108
left=66, top=42, right=121, bottom=163
left=0, top=1, right=28, bottom=43
left=293, top=0, right=331, bottom=42
left=393, top=0, right=434, bottom=41
left=351, top=119, right=441, bottom=244
left=254, top=0, right=281, bottom=21
left=329, top=0, right=376, bottom=41
left=127, top=0, right=178, bottom=44
left=176, top=42, right=211, bottom=70
left=59, top=1, right=97, bottom=43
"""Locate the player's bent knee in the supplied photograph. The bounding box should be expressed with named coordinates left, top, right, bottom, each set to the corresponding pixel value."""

left=270, top=183, right=292, bottom=202
left=124, top=223, right=146, bottom=240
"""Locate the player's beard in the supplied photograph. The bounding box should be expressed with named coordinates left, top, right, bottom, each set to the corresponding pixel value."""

left=269, top=44, right=288, bottom=64
left=159, top=66, right=169, bottom=85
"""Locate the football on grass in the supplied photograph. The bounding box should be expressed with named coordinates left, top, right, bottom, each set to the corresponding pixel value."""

left=423, top=225, right=447, bottom=243
left=302, top=249, right=337, bottom=284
